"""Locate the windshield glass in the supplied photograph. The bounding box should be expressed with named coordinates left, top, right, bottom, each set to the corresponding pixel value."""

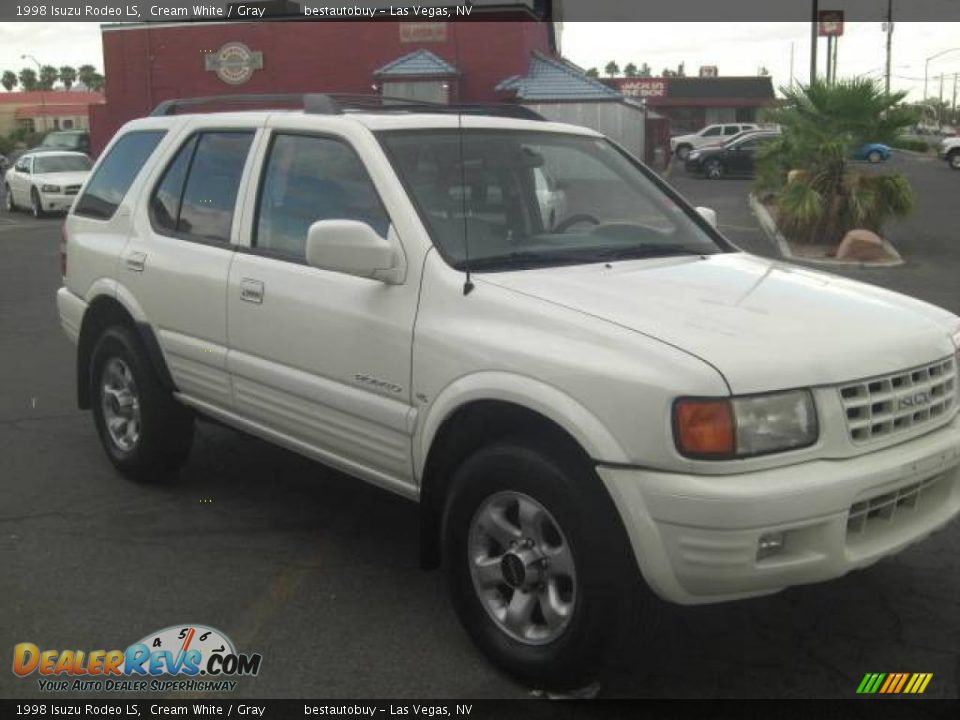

left=33, top=155, right=92, bottom=173
left=378, top=130, right=725, bottom=271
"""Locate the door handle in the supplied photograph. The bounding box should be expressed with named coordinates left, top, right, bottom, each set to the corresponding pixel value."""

left=240, top=278, right=264, bottom=304
left=125, top=252, right=147, bottom=272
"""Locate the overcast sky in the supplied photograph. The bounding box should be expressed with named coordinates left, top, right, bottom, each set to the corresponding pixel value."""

left=2, top=21, right=960, bottom=102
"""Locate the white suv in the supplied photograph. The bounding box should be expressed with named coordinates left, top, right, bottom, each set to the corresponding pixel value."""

left=669, top=123, right=759, bottom=160
left=57, top=95, right=960, bottom=689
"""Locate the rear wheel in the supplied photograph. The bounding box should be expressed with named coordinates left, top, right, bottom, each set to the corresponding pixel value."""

left=704, top=158, right=724, bottom=179
left=90, top=325, right=194, bottom=482
left=442, top=436, right=635, bottom=689
left=30, top=188, right=44, bottom=218
left=949, top=151, right=960, bottom=170
left=867, top=150, right=884, bottom=164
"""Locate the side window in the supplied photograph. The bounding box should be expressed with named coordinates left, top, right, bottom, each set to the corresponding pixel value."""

left=74, top=131, right=166, bottom=220
left=702, top=126, right=722, bottom=137
left=254, top=133, right=390, bottom=260
left=150, top=135, right=198, bottom=234
left=15, top=157, right=30, bottom=173
left=723, top=126, right=740, bottom=136
left=150, top=131, right=253, bottom=243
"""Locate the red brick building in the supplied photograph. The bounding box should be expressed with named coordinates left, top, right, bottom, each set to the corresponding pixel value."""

left=91, top=20, right=555, bottom=153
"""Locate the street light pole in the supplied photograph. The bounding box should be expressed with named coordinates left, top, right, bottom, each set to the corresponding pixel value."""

left=924, top=47, right=960, bottom=106
left=884, top=0, right=893, bottom=94
left=811, top=0, right=819, bottom=85
left=21, top=54, right=45, bottom=134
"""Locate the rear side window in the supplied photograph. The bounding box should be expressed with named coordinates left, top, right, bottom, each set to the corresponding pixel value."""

left=74, top=131, right=165, bottom=220
left=723, top=126, right=740, bottom=135
left=149, top=131, right=253, bottom=244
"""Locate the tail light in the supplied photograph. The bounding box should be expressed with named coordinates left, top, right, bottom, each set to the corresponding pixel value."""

left=60, top=223, right=67, bottom=278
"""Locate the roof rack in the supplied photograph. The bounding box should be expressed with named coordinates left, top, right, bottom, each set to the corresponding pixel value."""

left=149, top=93, right=545, bottom=121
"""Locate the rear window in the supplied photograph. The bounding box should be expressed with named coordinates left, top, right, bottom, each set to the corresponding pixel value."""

left=34, top=155, right=92, bottom=173
left=74, top=131, right=166, bottom=220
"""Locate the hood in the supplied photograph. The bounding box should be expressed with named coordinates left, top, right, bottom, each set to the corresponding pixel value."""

left=34, top=171, right=89, bottom=187
left=479, top=253, right=958, bottom=394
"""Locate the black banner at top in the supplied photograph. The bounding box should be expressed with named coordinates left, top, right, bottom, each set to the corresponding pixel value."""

left=2, top=0, right=960, bottom=22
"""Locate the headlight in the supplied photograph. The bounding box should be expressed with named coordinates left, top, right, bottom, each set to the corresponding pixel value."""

left=41, top=184, right=60, bottom=193
left=674, top=390, right=818, bottom=459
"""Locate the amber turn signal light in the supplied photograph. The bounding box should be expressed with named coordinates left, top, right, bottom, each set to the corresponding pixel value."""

left=674, top=399, right=735, bottom=457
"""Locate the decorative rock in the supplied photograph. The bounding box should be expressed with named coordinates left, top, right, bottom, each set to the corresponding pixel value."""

left=836, top=229, right=896, bottom=262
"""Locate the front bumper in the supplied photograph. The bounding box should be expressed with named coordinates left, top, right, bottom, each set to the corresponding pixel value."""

left=39, top=191, right=77, bottom=213
left=599, top=415, right=960, bottom=605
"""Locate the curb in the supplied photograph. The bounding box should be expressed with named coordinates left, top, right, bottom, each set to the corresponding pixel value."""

left=748, top=194, right=904, bottom=268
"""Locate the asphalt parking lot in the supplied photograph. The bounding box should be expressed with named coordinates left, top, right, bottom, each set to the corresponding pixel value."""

left=1, top=151, right=959, bottom=700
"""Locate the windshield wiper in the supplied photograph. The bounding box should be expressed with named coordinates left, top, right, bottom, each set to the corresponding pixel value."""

left=457, top=244, right=708, bottom=272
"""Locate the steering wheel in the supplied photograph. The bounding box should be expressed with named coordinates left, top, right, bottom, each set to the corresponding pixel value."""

left=553, top=213, right=601, bottom=233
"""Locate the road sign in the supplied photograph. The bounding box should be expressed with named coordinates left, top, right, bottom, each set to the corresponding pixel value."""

left=818, top=11, right=844, bottom=37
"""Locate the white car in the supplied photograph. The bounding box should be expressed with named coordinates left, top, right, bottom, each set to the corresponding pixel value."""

left=4, top=151, right=92, bottom=218
left=57, top=96, right=960, bottom=689
left=670, top=123, right=759, bottom=160
left=941, top=136, right=960, bottom=169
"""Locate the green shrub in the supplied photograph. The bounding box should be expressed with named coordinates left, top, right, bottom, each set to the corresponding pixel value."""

left=890, top=137, right=930, bottom=153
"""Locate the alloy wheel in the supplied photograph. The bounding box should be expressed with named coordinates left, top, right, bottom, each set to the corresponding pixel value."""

left=100, top=357, right=142, bottom=453
left=468, top=491, right=577, bottom=645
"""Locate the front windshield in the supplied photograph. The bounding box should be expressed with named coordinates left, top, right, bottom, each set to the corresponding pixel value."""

left=378, top=130, right=725, bottom=271
left=34, top=155, right=92, bottom=173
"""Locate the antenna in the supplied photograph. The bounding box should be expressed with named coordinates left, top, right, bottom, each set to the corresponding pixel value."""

left=452, top=24, right=474, bottom=296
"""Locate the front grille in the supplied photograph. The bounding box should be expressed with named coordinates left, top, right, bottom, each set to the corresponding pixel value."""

left=847, top=474, right=944, bottom=536
left=839, top=357, right=956, bottom=443
left=64, top=185, right=81, bottom=196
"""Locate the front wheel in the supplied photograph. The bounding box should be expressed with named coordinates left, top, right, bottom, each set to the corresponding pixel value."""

left=90, top=325, right=194, bottom=482
left=30, top=188, right=44, bottom=218
left=4, top=184, right=15, bottom=212
left=442, top=437, right=634, bottom=689
left=949, top=151, right=960, bottom=170
left=675, top=145, right=692, bottom=161
left=867, top=150, right=884, bottom=164
left=704, top=158, right=724, bottom=179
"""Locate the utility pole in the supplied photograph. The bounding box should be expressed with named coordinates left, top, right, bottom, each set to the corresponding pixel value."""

left=940, top=73, right=945, bottom=127
left=811, top=0, right=819, bottom=85
left=884, top=0, right=893, bottom=94
left=953, top=73, right=958, bottom=123
left=790, top=42, right=795, bottom=89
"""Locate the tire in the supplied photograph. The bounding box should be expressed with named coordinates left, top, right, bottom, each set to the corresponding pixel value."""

left=30, top=188, right=44, bottom=219
left=675, top=145, right=692, bottom=161
left=441, top=435, right=635, bottom=689
left=4, top=184, right=14, bottom=213
left=867, top=150, right=883, bottom=164
left=704, top=158, right=724, bottom=179
left=90, top=325, right=194, bottom=483
left=949, top=151, right=960, bottom=170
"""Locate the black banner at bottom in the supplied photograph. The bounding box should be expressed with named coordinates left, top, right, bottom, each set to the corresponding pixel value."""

left=1, top=699, right=957, bottom=720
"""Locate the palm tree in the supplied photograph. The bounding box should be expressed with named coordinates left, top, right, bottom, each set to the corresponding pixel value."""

left=18, top=68, right=38, bottom=91
left=38, top=65, right=59, bottom=90
left=59, top=66, right=77, bottom=90
left=624, top=63, right=638, bottom=78
left=1, top=70, right=17, bottom=92
left=77, top=64, right=97, bottom=88
left=585, top=68, right=599, bottom=78
left=604, top=61, right=620, bottom=78
left=86, top=72, right=105, bottom=92
left=638, top=62, right=652, bottom=78
left=756, top=78, right=918, bottom=246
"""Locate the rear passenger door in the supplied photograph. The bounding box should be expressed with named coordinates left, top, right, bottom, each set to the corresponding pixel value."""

left=225, top=123, right=421, bottom=494
left=123, top=120, right=259, bottom=410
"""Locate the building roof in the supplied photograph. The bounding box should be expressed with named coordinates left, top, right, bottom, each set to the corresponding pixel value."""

left=0, top=91, right=104, bottom=106
left=497, top=52, right=622, bottom=101
left=373, top=49, right=459, bottom=78
left=15, top=104, right=96, bottom=119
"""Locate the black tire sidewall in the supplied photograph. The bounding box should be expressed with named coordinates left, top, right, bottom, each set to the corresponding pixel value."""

left=31, top=188, right=42, bottom=218
left=90, top=326, right=192, bottom=481
left=442, top=441, right=622, bottom=688
left=5, top=184, right=14, bottom=212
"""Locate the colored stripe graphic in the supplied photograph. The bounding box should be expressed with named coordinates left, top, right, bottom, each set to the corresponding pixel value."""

left=857, top=672, right=932, bottom=694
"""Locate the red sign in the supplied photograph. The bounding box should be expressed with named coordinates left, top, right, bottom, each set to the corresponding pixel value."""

left=818, top=11, right=844, bottom=37
left=620, top=79, right=667, bottom=99
left=400, top=23, right=447, bottom=43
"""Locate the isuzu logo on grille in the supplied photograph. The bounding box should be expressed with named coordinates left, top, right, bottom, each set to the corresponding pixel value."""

left=898, top=391, right=932, bottom=410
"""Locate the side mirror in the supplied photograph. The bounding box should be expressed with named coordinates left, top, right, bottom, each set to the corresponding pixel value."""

left=305, top=219, right=402, bottom=284
left=695, top=206, right=718, bottom=229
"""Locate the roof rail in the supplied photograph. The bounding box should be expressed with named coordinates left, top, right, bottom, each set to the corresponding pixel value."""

left=149, top=93, right=544, bottom=121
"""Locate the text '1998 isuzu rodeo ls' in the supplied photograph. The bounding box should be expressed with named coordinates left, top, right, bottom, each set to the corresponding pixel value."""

left=56, top=94, right=960, bottom=688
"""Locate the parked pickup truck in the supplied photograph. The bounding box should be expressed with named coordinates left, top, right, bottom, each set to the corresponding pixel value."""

left=57, top=94, right=960, bottom=689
